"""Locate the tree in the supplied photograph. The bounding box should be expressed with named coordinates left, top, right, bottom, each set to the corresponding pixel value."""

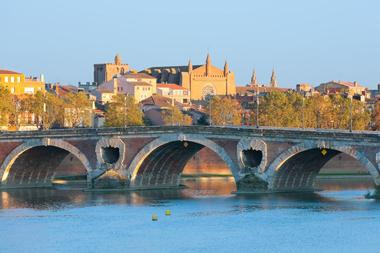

left=208, top=96, right=242, bottom=126
left=161, top=106, right=193, bottom=126
left=259, top=91, right=296, bottom=127
left=104, top=94, right=143, bottom=127
left=63, top=92, right=92, bottom=127
left=0, top=88, right=15, bottom=126
left=44, top=93, right=65, bottom=129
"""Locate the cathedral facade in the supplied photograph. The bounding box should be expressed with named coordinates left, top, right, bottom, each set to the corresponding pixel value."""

left=142, top=54, right=236, bottom=100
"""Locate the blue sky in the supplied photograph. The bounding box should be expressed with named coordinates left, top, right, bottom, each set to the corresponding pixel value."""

left=1, top=0, right=380, bottom=88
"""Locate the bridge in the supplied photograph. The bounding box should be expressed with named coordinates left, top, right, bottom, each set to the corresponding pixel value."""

left=0, top=126, right=380, bottom=196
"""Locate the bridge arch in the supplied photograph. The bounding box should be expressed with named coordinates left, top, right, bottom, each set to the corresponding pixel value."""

left=125, top=134, right=240, bottom=188
left=0, top=138, right=92, bottom=188
left=265, top=141, right=380, bottom=191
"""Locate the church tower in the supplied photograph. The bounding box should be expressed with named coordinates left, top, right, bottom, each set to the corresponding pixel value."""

left=188, top=59, right=193, bottom=72
left=250, top=69, right=257, bottom=86
left=270, top=68, right=277, bottom=87
left=206, top=54, right=211, bottom=76
left=223, top=61, right=229, bottom=77
left=114, top=54, right=122, bottom=65
left=188, top=59, right=193, bottom=94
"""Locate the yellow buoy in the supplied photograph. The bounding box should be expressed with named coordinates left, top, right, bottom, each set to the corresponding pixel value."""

left=165, top=210, right=171, bottom=216
left=152, top=214, right=158, bottom=221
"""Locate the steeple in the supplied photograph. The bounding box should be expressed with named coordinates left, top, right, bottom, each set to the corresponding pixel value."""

left=223, top=61, right=229, bottom=76
left=206, top=53, right=211, bottom=66
left=250, top=69, right=257, bottom=86
left=270, top=68, right=277, bottom=87
left=206, top=53, right=211, bottom=76
left=188, top=59, right=193, bottom=72
left=114, top=54, right=122, bottom=65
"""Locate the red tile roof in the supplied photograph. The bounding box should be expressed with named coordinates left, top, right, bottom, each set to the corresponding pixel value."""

left=0, top=69, right=22, bottom=75
left=157, top=83, right=187, bottom=90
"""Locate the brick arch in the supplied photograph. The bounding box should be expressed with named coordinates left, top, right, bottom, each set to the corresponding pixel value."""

left=0, top=138, right=92, bottom=184
left=125, top=134, right=240, bottom=187
left=264, top=141, right=380, bottom=190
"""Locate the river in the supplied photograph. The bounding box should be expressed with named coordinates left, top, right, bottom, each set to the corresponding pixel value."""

left=0, top=177, right=379, bottom=253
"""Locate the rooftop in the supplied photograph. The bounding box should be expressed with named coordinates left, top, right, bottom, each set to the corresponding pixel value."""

left=0, top=69, right=22, bottom=75
left=124, top=73, right=156, bottom=79
left=140, top=94, right=183, bottom=108
left=157, top=83, right=187, bottom=90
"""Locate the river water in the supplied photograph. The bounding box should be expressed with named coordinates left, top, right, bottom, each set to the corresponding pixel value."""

left=0, top=177, right=379, bottom=253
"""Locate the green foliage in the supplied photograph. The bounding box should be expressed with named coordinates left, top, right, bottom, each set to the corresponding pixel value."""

left=104, top=94, right=143, bottom=127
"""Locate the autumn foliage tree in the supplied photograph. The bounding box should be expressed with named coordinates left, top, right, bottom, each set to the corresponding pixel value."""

left=256, top=91, right=370, bottom=130
left=161, top=106, right=193, bottom=126
left=207, top=96, right=242, bottom=126
left=104, top=95, right=144, bottom=127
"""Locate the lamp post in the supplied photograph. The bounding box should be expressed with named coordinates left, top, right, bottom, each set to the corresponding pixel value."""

left=349, top=96, right=353, bottom=132
left=302, top=96, right=305, bottom=129
left=171, top=91, right=174, bottom=126
left=209, top=97, right=212, bottom=126
left=255, top=86, right=260, bottom=128
left=124, top=95, right=127, bottom=128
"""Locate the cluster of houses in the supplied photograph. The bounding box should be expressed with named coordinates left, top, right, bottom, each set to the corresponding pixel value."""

left=1, top=54, right=379, bottom=130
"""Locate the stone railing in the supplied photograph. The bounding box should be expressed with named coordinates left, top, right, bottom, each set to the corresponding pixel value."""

left=1, top=125, right=380, bottom=143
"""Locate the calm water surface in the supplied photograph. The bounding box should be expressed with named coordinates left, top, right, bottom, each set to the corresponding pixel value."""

left=0, top=177, right=379, bottom=253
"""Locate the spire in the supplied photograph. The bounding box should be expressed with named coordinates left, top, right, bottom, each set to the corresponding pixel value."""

left=250, top=69, right=257, bottom=86
left=206, top=53, right=211, bottom=65
left=206, top=53, right=211, bottom=76
left=114, top=54, right=122, bottom=65
left=188, top=59, right=193, bottom=72
left=270, top=68, right=277, bottom=87
left=224, top=61, right=229, bottom=76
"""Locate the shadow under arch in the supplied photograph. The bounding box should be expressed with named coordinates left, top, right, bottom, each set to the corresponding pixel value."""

left=125, top=134, right=239, bottom=188
left=265, top=142, right=380, bottom=191
left=0, top=139, right=92, bottom=188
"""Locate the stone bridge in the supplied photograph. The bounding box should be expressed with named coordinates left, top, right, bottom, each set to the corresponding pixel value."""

left=0, top=126, right=380, bottom=194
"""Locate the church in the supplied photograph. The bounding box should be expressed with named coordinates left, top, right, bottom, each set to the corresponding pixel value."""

left=142, top=54, right=236, bottom=100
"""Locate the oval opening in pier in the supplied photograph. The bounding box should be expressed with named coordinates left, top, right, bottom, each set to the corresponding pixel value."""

left=101, top=146, right=120, bottom=164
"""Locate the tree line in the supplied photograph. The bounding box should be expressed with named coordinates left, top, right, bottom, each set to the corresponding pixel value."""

left=1, top=87, right=379, bottom=131
left=0, top=88, right=92, bottom=129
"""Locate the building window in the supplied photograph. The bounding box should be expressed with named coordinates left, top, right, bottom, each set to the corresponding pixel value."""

left=24, top=87, right=35, bottom=94
left=11, top=87, right=15, bottom=94
left=10, top=76, right=14, bottom=83
left=4, top=76, right=8, bottom=83
left=17, top=76, right=20, bottom=82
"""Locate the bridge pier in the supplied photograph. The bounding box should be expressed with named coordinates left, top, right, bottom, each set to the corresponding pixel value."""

left=235, top=174, right=269, bottom=193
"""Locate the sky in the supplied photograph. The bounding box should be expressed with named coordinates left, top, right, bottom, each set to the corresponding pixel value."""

left=1, top=0, right=380, bottom=88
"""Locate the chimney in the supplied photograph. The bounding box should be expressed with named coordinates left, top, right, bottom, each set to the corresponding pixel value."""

left=354, top=81, right=358, bottom=87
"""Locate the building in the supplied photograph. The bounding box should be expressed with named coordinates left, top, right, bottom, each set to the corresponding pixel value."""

left=157, top=83, right=190, bottom=104
left=316, top=80, right=368, bottom=96
left=123, top=72, right=157, bottom=92
left=93, top=76, right=154, bottom=104
left=0, top=69, right=45, bottom=95
left=140, top=95, right=185, bottom=125
left=142, top=54, right=236, bottom=100
left=93, top=54, right=130, bottom=85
